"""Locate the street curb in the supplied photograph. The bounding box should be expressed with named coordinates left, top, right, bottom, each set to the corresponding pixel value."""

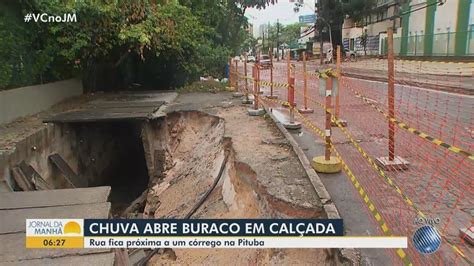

left=261, top=105, right=360, bottom=266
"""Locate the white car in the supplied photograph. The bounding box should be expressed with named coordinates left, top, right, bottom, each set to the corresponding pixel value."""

left=247, top=56, right=256, bottom=62
left=258, top=55, right=272, bottom=69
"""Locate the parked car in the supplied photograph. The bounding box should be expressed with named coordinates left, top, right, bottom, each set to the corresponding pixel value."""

left=258, top=54, right=272, bottom=69
left=247, top=55, right=256, bottom=62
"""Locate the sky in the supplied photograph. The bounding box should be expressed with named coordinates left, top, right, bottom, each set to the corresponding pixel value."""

left=245, top=0, right=315, bottom=36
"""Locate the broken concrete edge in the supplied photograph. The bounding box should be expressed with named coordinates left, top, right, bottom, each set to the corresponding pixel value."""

left=0, top=124, right=57, bottom=192
left=261, top=104, right=361, bottom=266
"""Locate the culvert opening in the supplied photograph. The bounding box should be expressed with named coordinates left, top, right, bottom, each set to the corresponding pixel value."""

left=65, top=121, right=150, bottom=214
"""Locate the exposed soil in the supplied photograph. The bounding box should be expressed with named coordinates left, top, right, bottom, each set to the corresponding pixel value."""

left=0, top=91, right=335, bottom=265
left=143, top=92, right=331, bottom=265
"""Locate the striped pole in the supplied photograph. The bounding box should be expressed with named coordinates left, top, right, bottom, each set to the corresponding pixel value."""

left=388, top=27, right=395, bottom=161
left=287, top=53, right=291, bottom=104
left=235, top=59, right=239, bottom=91
left=303, top=51, right=308, bottom=109
left=325, top=77, right=333, bottom=160
left=336, top=45, right=341, bottom=118
left=269, top=49, right=275, bottom=98
left=244, top=53, right=248, bottom=95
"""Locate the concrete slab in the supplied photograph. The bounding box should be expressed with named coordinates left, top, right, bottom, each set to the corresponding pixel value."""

left=298, top=108, right=314, bottom=114
left=241, top=98, right=253, bottom=104
left=0, top=187, right=111, bottom=210
left=43, top=91, right=178, bottom=123
left=282, top=121, right=302, bottom=130
left=247, top=108, right=265, bottom=116
left=0, top=202, right=111, bottom=234
left=271, top=108, right=302, bottom=130
left=43, top=104, right=164, bottom=123
left=0, top=186, right=114, bottom=264
left=375, top=156, right=409, bottom=171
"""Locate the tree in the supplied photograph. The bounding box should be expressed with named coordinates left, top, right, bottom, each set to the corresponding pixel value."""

left=315, top=0, right=375, bottom=49
left=241, top=36, right=258, bottom=54
left=2, top=0, right=278, bottom=90
left=342, top=0, right=376, bottom=25
left=280, top=23, right=301, bottom=46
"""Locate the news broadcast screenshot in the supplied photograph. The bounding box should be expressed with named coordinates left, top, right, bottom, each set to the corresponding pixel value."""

left=0, top=0, right=473, bottom=265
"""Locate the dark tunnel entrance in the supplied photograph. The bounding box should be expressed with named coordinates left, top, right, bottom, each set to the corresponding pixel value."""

left=69, top=121, right=150, bottom=215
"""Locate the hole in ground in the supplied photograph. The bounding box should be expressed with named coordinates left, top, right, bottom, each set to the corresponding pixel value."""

left=69, top=121, right=150, bottom=214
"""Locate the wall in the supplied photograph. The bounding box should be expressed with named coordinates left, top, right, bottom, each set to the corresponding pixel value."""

left=0, top=124, right=78, bottom=191
left=365, top=5, right=399, bottom=36
left=0, top=79, right=83, bottom=125
left=400, top=0, right=473, bottom=56
left=408, top=2, right=427, bottom=35
left=433, top=0, right=459, bottom=33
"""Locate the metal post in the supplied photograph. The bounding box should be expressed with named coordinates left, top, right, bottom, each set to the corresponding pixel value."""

left=325, top=77, right=333, bottom=161
left=277, top=19, right=280, bottom=62
left=247, top=59, right=264, bottom=116
left=298, top=51, right=313, bottom=113
left=253, top=65, right=258, bottom=110
left=332, top=45, right=347, bottom=127
left=257, top=60, right=261, bottom=96
left=287, top=52, right=291, bottom=103
left=235, top=60, right=239, bottom=91
left=318, top=0, right=323, bottom=65
left=282, top=52, right=301, bottom=130
left=270, top=49, right=274, bottom=98
left=244, top=53, right=248, bottom=94
left=303, top=51, right=308, bottom=109
left=387, top=27, right=395, bottom=161
left=241, top=53, right=252, bottom=104
left=289, top=73, right=295, bottom=124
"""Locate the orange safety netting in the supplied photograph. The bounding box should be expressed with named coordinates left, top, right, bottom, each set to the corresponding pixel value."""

left=231, top=56, right=473, bottom=265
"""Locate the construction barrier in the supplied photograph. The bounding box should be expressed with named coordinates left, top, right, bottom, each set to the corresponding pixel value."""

left=230, top=39, right=473, bottom=264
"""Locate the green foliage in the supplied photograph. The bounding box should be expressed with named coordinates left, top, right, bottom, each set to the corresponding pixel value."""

left=178, top=80, right=228, bottom=93
left=280, top=23, right=302, bottom=46
left=1, top=0, right=276, bottom=90
left=258, top=22, right=302, bottom=51
left=0, top=1, right=69, bottom=89
left=341, top=0, right=376, bottom=25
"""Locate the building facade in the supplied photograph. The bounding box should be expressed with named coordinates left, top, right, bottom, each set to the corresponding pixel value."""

left=342, top=0, right=401, bottom=55
left=398, top=0, right=473, bottom=56
left=342, top=0, right=474, bottom=57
